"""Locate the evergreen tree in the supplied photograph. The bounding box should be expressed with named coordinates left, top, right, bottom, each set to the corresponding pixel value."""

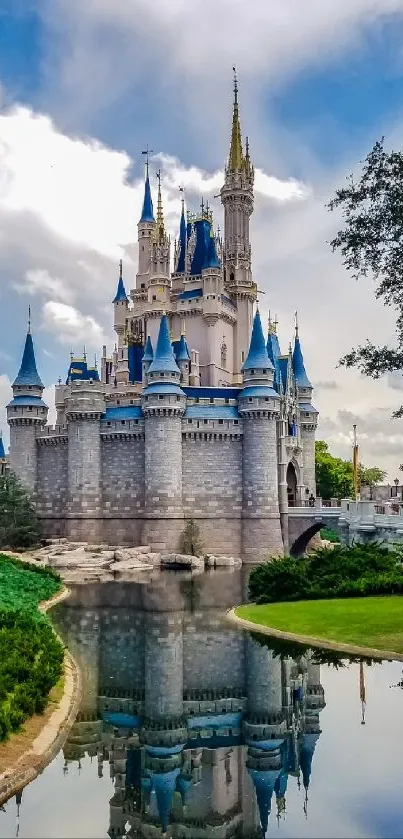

left=180, top=519, right=203, bottom=556
left=0, top=471, right=42, bottom=549
left=315, top=440, right=386, bottom=500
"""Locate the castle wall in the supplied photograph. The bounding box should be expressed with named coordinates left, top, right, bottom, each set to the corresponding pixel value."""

left=99, top=610, right=144, bottom=692
left=101, top=435, right=144, bottom=545
left=67, top=417, right=102, bottom=542
left=143, top=412, right=184, bottom=550
left=241, top=416, right=283, bottom=562
left=36, top=440, right=68, bottom=537
left=183, top=614, right=245, bottom=692
left=300, top=427, right=316, bottom=497
left=182, top=432, right=243, bottom=556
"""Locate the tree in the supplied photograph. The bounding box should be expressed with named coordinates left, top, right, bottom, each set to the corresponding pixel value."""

left=328, top=139, right=403, bottom=416
left=315, top=441, right=386, bottom=500
left=180, top=519, right=203, bottom=556
left=0, top=471, right=42, bottom=549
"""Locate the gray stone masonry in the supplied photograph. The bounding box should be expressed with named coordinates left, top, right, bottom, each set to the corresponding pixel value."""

left=9, top=424, right=38, bottom=494
left=144, top=612, right=184, bottom=720
left=245, top=635, right=283, bottom=717
left=102, top=436, right=144, bottom=545
left=143, top=412, right=184, bottom=550
left=65, top=380, right=105, bottom=542
left=36, top=439, right=68, bottom=522
left=301, top=427, right=316, bottom=497
left=241, top=416, right=283, bottom=562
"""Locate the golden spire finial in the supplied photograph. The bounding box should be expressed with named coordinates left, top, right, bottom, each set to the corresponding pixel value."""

left=268, top=310, right=278, bottom=335
left=155, top=169, right=165, bottom=243
left=228, top=66, right=244, bottom=172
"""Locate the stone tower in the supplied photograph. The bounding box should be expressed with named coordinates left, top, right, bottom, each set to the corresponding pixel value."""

left=113, top=260, right=130, bottom=385
left=136, top=162, right=155, bottom=289
left=7, top=320, right=48, bottom=492
left=220, top=71, right=256, bottom=384
left=148, top=174, right=171, bottom=307
left=65, top=375, right=106, bottom=542
left=292, top=320, right=318, bottom=497
left=141, top=314, right=186, bottom=550
left=239, top=310, right=283, bottom=561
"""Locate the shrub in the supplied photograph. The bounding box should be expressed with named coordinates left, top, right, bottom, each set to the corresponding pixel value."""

left=0, top=471, right=42, bottom=549
left=180, top=519, right=203, bottom=556
left=248, top=542, right=403, bottom=604
left=320, top=527, right=340, bottom=543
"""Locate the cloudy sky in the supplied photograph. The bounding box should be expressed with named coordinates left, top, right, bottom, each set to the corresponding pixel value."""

left=1, top=0, right=403, bottom=478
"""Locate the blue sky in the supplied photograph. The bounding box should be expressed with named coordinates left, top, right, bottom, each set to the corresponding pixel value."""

left=1, top=0, right=403, bottom=474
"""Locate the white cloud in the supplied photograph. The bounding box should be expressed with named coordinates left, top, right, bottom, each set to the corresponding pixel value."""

left=42, top=301, right=107, bottom=350
left=14, top=268, right=74, bottom=304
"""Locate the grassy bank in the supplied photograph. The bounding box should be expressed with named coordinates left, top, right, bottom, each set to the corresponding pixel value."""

left=236, top=597, right=403, bottom=654
left=0, top=555, right=64, bottom=742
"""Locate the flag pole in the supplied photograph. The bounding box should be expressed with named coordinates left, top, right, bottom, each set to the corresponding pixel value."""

left=353, top=424, right=359, bottom=501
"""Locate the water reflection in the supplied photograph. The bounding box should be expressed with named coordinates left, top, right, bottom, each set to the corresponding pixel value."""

left=1, top=569, right=403, bottom=839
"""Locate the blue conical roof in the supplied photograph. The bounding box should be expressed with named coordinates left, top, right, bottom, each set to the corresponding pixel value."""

left=13, top=332, right=43, bottom=388
left=148, top=315, right=180, bottom=374
left=113, top=261, right=128, bottom=303
left=177, top=334, right=190, bottom=362
left=176, top=203, right=187, bottom=273
left=242, top=311, right=273, bottom=371
left=267, top=331, right=282, bottom=391
left=142, top=335, right=154, bottom=363
left=204, top=233, right=220, bottom=269
left=153, top=769, right=180, bottom=833
left=299, top=732, right=319, bottom=790
left=140, top=171, right=155, bottom=223
left=249, top=769, right=279, bottom=833
left=0, top=436, right=5, bottom=459
left=292, top=335, right=312, bottom=388
left=176, top=775, right=192, bottom=805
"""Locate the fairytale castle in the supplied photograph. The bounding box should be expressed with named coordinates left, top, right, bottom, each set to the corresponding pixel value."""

left=6, top=77, right=318, bottom=562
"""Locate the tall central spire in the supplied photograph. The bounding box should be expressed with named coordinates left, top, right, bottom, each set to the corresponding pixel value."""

left=155, top=169, right=166, bottom=244
left=228, top=66, right=244, bottom=172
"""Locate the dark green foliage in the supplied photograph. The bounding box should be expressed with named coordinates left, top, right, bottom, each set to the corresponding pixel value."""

left=248, top=543, right=403, bottom=605
left=180, top=519, right=203, bottom=556
left=0, top=471, right=42, bottom=549
left=327, top=139, right=403, bottom=416
left=0, top=554, right=63, bottom=741
left=320, top=527, right=340, bottom=543
left=315, top=440, right=386, bottom=500
left=250, top=631, right=377, bottom=668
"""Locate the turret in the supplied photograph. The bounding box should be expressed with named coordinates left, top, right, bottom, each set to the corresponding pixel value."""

left=7, top=315, right=48, bottom=492
left=148, top=172, right=171, bottom=306
left=220, top=70, right=256, bottom=383
left=176, top=332, right=190, bottom=386
left=141, top=314, right=185, bottom=550
left=172, top=196, right=187, bottom=293
left=292, top=316, right=318, bottom=497
left=238, top=310, right=283, bottom=561
left=142, top=335, right=153, bottom=385
left=136, top=160, right=155, bottom=290
left=113, top=259, right=129, bottom=330
left=64, top=371, right=106, bottom=542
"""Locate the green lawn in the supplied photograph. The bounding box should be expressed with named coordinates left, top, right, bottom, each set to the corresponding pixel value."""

left=236, top=597, right=403, bottom=654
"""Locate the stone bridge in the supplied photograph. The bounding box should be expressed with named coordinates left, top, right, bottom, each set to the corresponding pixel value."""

left=287, top=499, right=403, bottom=556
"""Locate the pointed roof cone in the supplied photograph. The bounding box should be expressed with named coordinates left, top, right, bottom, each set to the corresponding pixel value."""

left=299, top=733, right=320, bottom=791
left=155, top=171, right=166, bottom=244
left=242, top=310, right=273, bottom=371
left=176, top=199, right=187, bottom=273
left=292, top=334, right=312, bottom=388
left=148, top=315, right=180, bottom=374
left=228, top=68, right=244, bottom=172
left=204, top=231, right=220, bottom=269
left=153, top=769, right=180, bottom=834
left=177, top=333, right=190, bottom=362
left=140, top=165, right=155, bottom=223
left=13, top=329, right=44, bottom=388
left=113, top=259, right=129, bottom=303
left=142, top=335, right=154, bottom=363
left=249, top=770, right=277, bottom=834
left=0, top=435, right=5, bottom=459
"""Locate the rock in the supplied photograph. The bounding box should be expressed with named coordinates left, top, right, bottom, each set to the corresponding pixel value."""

left=134, top=545, right=151, bottom=554
left=204, top=554, right=242, bottom=568
left=112, top=558, right=153, bottom=572
left=161, top=553, right=204, bottom=570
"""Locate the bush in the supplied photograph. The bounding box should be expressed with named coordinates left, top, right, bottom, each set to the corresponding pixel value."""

left=0, top=554, right=63, bottom=742
left=248, top=542, right=403, bottom=604
left=180, top=519, right=203, bottom=556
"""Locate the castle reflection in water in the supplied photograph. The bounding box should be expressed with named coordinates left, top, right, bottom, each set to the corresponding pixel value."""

left=52, top=569, right=326, bottom=839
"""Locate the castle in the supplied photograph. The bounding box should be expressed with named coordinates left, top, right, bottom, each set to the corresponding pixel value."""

left=6, top=77, right=318, bottom=562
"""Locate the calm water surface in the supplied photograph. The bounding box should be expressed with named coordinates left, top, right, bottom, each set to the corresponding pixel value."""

left=1, top=569, right=403, bottom=839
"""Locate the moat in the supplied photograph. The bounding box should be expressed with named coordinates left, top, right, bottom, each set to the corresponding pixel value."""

left=1, top=569, right=403, bottom=838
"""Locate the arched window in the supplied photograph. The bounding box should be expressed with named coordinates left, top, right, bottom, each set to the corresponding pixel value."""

left=221, top=342, right=227, bottom=370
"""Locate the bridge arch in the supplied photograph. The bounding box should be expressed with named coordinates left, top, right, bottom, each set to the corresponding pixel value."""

left=289, top=521, right=323, bottom=557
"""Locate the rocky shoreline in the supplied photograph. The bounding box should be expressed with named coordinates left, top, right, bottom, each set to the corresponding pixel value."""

left=20, top=540, right=242, bottom=583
